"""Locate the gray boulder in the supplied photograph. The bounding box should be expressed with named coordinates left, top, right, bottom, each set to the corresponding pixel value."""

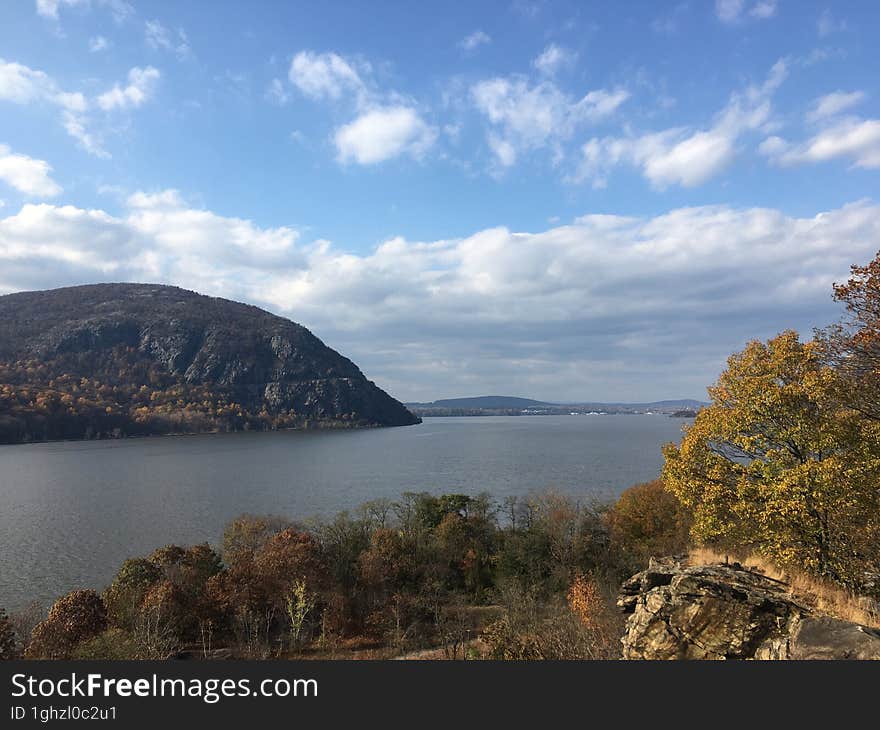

left=618, top=557, right=880, bottom=660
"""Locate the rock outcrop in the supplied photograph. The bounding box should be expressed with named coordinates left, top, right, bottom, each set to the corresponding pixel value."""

left=618, top=558, right=880, bottom=660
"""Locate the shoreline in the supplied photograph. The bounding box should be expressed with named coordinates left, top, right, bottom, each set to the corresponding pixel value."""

left=0, top=418, right=421, bottom=448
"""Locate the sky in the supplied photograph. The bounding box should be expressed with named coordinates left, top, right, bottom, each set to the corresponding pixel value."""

left=0, top=0, right=879, bottom=403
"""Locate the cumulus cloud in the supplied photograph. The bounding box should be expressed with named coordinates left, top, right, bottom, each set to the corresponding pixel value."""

left=472, top=76, right=628, bottom=168
left=334, top=106, right=437, bottom=164
left=288, top=50, right=436, bottom=165
left=459, top=30, right=491, bottom=52
left=0, top=58, right=106, bottom=155
left=97, top=66, right=161, bottom=111
left=288, top=51, right=367, bottom=103
left=0, top=58, right=86, bottom=111
left=2, top=191, right=877, bottom=400
left=577, top=60, right=787, bottom=188
left=532, top=44, right=577, bottom=76
left=0, top=59, right=159, bottom=156
left=0, top=145, right=62, bottom=197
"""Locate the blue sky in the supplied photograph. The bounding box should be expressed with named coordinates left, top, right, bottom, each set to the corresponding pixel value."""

left=1, top=1, right=879, bottom=402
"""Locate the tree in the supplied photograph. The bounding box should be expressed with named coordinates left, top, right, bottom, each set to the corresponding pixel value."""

left=25, top=590, right=108, bottom=659
left=102, top=558, right=162, bottom=629
left=822, top=251, right=880, bottom=421
left=607, top=479, right=691, bottom=572
left=662, top=331, right=880, bottom=586
left=222, top=515, right=291, bottom=567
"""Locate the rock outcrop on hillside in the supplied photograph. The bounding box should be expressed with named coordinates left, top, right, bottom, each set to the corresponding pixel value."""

left=618, top=558, right=880, bottom=660
left=0, top=283, right=419, bottom=443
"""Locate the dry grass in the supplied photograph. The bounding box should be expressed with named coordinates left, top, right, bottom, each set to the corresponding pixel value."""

left=687, top=548, right=880, bottom=629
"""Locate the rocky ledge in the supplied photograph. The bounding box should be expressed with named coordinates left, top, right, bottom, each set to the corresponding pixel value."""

left=618, top=558, right=880, bottom=660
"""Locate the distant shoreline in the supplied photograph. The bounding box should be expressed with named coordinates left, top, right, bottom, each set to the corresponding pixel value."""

left=415, top=410, right=697, bottom=418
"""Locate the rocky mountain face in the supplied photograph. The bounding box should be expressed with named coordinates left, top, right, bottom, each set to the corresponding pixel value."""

left=618, top=558, right=880, bottom=660
left=0, top=283, right=418, bottom=443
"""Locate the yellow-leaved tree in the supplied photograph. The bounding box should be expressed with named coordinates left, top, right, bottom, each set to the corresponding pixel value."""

left=662, top=330, right=880, bottom=587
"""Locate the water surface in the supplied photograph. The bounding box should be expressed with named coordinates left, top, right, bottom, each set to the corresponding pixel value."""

left=0, top=415, right=687, bottom=610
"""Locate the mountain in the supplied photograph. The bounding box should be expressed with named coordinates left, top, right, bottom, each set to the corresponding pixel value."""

left=0, top=283, right=418, bottom=443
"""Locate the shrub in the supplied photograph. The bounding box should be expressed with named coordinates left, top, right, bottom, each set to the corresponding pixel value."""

left=71, top=628, right=140, bottom=659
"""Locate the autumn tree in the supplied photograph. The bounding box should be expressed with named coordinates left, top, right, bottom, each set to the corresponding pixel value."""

left=821, top=251, right=880, bottom=421
left=662, top=331, right=880, bottom=586
left=25, top=590, right=108, bottom=659
left=606, top=479, right=691, bottom=572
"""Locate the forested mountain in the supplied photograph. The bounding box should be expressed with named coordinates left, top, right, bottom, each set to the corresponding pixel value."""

left=0, top=283, right=418, bottom=443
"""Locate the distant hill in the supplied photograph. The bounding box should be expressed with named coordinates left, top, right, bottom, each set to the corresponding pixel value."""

left=407, top=396, right=553, bottom=409
left=570, top=399, right=707, bottom=410
left=0, top=283, right=419, bottom=444
left=407, top=395, right=707, bottom=416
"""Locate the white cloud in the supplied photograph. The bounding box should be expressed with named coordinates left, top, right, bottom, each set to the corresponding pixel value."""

left=487, top=134, right=517, bottom=167
left=2, top=194, right=879, bottom=400
left=61, top=111, right=109, bottom=158
left=807, top=90, right=865, bottom=122
left=145, top=20, right=192, bottom=60
left=472, top=76, right=628, bottom=168
left=749, top=0, right=777, bottom=19
left=762, top=118, right=880, bottom=169
left=287, top=50, right=436, bottom=166
left=716, top=0, right=745, bottom=22
left=334, top=106, right=436, bottom=165
left=459, top=30, right=491, bottom=52
left=0, top=145, right=62, bottom=197
left=532, top=44, right=577, bottom=76
left=288, top=51, right=366, bottom=103
left=761, top=88, right=879, bottom=170
left=36, top=0, right=132, bottom=23
left=0, top=58, right=106, bottom=155
left=577, top=60, right=787, bottom=188
left=0, top=59, right=156, bottom=156
left=89, top=35, right=110, bottom=52
left=97, top=66, right=161, bottom=111
left=0, top=58, right=86, bottom=111
left=35, top=0, right=85, bottom=20
left=716, top=0, right=777, bottom=23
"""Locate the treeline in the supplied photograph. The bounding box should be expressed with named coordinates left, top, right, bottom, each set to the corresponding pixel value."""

left=0, top=348, right=359, bottom=444
left=0, top=482, right=689, bottom=660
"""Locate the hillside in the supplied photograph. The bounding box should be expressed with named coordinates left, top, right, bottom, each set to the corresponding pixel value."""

left=0, top=283, right=418, bottom=443
left=407, top=395, right=706, bottom=416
